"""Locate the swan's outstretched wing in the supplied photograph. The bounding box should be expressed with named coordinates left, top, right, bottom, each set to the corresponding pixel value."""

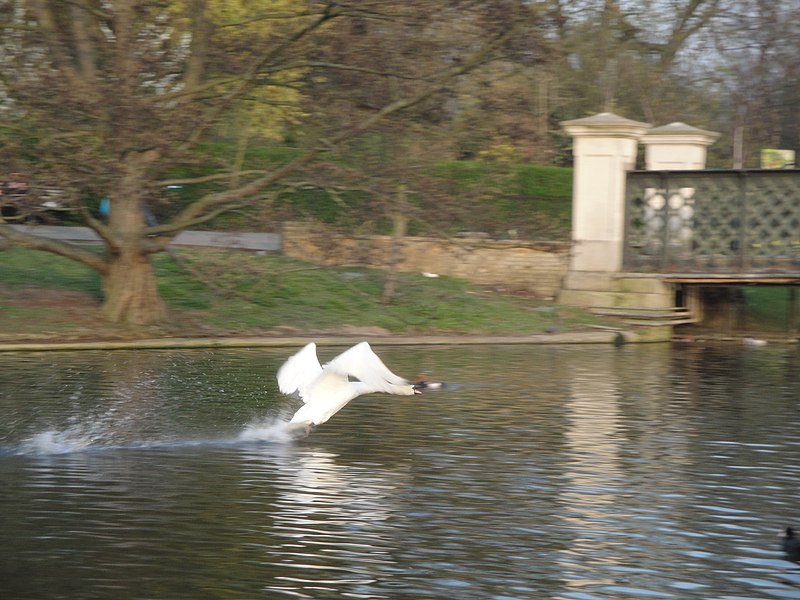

left=323, top=342, right=411, bottom=394
left=277, top=343, right=323, bottom=402
left=283, top=342, right=416, bottom=427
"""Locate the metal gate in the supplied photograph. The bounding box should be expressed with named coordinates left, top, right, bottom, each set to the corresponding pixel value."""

left=623, top=169, right=800, bottom=274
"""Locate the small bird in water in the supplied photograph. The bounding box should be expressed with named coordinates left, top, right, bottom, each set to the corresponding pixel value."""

left=277, top=342, right=434, bottom=438
left=782, top=527, right=800, bottom=562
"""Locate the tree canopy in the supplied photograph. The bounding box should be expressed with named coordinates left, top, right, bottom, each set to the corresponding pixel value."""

left=0, top=0, right=797, bottom=324
left=0, top=0, right=520, bottom=323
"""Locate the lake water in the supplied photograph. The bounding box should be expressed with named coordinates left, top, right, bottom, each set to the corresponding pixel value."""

left=1, top=343, right=799, bottom=599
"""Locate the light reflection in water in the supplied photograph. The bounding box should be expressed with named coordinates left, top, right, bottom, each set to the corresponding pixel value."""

left=242, top=445, right=402, bottom=598
left=560, top=356, right=625, bottom=585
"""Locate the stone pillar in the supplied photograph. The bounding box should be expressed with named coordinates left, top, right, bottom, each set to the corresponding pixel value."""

left=561, top=112, right=651, bottom=272
left=641, top=122, right=719, bottom=170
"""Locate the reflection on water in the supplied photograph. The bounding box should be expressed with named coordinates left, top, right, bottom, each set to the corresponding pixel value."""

left=255, top=446, right=404, bottom=598
left=1, top=344, right=800, bottom=599
left=558, top=356, right=627, bottom=591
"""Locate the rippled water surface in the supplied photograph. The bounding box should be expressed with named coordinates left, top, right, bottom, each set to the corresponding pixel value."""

left=2, top=343, right=800, bottom=599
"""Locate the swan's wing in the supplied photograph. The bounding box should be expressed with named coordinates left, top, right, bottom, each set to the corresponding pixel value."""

left=323, top=342, right=411, bottom=394
left=277, top=343, right=323, bottom=402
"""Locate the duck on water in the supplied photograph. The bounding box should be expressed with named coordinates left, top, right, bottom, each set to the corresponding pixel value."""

left=783, top=527, right=800, bottom=563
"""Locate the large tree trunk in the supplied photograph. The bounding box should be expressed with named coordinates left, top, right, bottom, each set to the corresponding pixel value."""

left=101, top=249, right=167, bottom=324
left=100, top=151, right=168, bottom=325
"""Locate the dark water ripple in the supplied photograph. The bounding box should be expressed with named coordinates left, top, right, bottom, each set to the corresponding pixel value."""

left=1, top=344, right=800, bottom=599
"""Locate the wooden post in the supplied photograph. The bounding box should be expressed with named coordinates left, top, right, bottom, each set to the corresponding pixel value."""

left=381, top=186, right=408, bottom=305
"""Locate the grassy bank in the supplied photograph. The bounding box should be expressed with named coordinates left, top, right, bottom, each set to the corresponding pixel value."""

left=0, top=247, right=611, bottom=342
left=154, top=148, right=574, bottom=240
left=741, top=287, right=799, bottom=331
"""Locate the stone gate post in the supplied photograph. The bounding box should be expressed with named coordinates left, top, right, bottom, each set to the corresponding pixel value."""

left=557, top=114, right=720, bottom=339
left=560, top=112, right=650, bottom=272
left=641, top=122, right=719, bottom=170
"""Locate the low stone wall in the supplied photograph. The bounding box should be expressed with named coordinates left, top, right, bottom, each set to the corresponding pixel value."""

left=282, top=222, right=571, bottom=299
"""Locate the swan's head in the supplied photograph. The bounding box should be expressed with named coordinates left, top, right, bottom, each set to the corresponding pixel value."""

left=412, top=380, right=445, bottom=393
left=413, top=374, right=444, bottom=393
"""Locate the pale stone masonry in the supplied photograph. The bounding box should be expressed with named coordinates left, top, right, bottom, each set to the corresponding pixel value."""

left=282, top=222, right=571, bottom=300
left=559, top=112, right=650, bottom=273
left=642, top=122, right=720, bottom=170
left=557, top=112, right=720, bottom=335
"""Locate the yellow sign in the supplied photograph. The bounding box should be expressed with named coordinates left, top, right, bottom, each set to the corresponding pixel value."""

left=761, top=149, right=796, bottom=169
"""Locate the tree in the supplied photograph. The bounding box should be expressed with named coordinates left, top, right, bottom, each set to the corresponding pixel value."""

left=547, top=0, right=723, bottom=122
left=385, top=0, right=729, bottom=164
left=705, top=0, right=800, bottom=166
left=0, top=0, right=517, bottom=324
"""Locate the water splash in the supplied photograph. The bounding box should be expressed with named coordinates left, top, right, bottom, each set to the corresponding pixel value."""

left=5, top=413, right=308, bottom=457
left=18, top=429, right=96, bottom=455
left=238, top=418, right=309, bottom=443
left=5, top=418, right=302, bottom=457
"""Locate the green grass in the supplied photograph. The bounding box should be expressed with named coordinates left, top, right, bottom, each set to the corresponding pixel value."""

left=0, top=247, right=104, bottom=298
left=423, top=161, right=573, bottom=238
left=152, top=142, right=575, bottom=239
left=266, top=159, right=574, bottom=238
left=430, top=160, right=572, bottom=201
left=2, top=247, right=792, bottom=339
left=0, top=247, right=606, bottom=337
left=158, top=250, right=602, bottom=334
left=742, top=287, right=799, bottom=331
left=513, top=164, right=573, bottom=201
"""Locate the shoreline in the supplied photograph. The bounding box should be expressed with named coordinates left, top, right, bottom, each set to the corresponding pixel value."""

left=0, top=330, right=638, bottom=352
left=0, top=329, right=795, bottom=354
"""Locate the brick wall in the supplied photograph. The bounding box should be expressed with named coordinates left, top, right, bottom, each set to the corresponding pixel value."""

left=282, top=222, right=571, bottom=299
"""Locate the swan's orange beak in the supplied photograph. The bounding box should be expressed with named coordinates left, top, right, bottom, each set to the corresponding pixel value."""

left=412, top=382, right=426, bottom=394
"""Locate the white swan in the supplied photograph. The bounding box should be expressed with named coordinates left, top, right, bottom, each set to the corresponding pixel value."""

left=277, top=342, right=425, bottom=431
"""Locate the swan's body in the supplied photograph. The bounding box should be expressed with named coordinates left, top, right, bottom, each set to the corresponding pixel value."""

left=277, top=342, right=422, bottom=428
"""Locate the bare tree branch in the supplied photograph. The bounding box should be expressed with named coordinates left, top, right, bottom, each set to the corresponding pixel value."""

left=159, top=24, right=518, bottom=232
left=0, top=225, right=109, bottom=274
left=157, top=171, right=269, bottom=187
